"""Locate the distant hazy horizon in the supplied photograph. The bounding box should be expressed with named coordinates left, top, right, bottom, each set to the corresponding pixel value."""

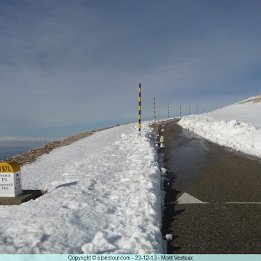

left=0, top=140, right=50, bottom=161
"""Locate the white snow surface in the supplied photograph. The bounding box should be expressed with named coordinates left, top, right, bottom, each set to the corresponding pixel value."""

left=179, top=95, right=261, bottom=158
left=0, top=123, right=163, bottom=253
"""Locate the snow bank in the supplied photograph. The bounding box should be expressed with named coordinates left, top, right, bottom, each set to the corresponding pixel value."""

left=179, top=109, right=261, bottom=158
left=179, top=95, right=261, bottom=158
left=0, top=123, right=162, bottom=253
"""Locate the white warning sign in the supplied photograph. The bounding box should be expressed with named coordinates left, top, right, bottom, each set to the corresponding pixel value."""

left=0, top=162, right=22, bottom=197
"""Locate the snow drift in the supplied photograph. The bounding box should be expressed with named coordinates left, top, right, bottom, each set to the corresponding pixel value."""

left=179, top=95, right=261, bottom=158
left=0, top=123, right=163, bottom=253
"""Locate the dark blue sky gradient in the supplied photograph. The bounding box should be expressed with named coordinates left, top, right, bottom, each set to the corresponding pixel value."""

left=0, top=0, right=260, bottom=137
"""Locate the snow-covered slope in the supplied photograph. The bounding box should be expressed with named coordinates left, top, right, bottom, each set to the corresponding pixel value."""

left=0, top=123, right=163, bottom=253
left=179, top=95, right=261, bottom=158
left=205, top=95, right=261, bottom=127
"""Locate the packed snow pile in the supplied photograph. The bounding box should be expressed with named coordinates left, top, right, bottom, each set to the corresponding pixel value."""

left=179, top=95, right=261, bottom=158
left=0, top=123, right=163, bottom=253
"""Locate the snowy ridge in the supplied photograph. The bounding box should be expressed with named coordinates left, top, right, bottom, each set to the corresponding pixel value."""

left=0, top=123, right=163, bottom=253
left=179, top=95, right=261, bottom=158
left=239, top=95, right=261, bottom=104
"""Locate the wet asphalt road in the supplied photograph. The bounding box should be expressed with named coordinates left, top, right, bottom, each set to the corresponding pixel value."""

left=160, top=121, right=261, bottom=254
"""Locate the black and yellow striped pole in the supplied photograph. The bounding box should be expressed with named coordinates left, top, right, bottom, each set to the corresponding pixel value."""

left=138, top=83, right=142, bottom=132
left=154, top=97, right=156, bottom=122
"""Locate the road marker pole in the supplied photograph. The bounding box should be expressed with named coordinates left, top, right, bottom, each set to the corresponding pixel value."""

left=138, top=83, right=142, bottom=132
left=179, top=105, right=182, bottom=117
left=154, top=97, right=156, bottom=122
left=168, top=103, right=170, bottom=119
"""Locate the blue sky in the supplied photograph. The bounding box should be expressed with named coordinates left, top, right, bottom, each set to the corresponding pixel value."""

left=0, top=0, right=261, bottom=137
